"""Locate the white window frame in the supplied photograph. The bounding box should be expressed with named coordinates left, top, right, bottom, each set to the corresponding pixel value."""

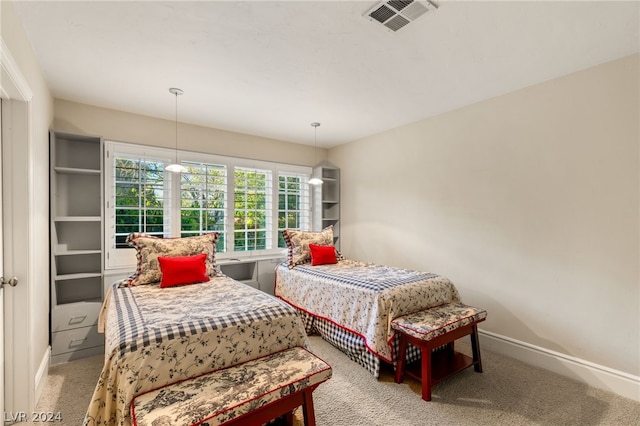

left=105, top=142, right=174, bottom=269
left=104, top=141, right=311, bottom=270
left=231, top=165, right=273, bottom=253
left=277, top=170, right=311, bottom=248
left=179, top=157, right=228, bottom=249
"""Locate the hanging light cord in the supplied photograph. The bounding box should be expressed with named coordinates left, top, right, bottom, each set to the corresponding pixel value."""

left=166, top=88, right=186, bottom=173
left=174, top=90, right=178, bottom=152
left=309, top=122, right=323, bottom=185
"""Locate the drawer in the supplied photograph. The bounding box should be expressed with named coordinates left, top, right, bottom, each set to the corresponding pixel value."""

left=51, top=325, right=103, bottom=355
left=51, top=302, right=101, bottom=332
left=51, top=345, right=105, bottom=365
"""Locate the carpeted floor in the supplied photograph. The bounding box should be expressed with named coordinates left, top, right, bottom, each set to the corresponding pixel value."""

left=30, top=335, right=640, bottom=425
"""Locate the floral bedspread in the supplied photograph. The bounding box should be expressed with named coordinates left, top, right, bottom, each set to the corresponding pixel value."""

left=275, top=259, right=460, bottom=362
left=84, top=276, right=309, bottom=426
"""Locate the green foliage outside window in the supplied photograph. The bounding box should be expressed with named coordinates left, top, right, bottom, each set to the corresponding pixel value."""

left=114, top=158, right=165, bottom=248
left=114, top=157, right=306, bottom=253
left=234, top=168, right=269, bottom=251
left=277, top=175, right=303, bottom=248
left=180, top=162, right=226, bottom=252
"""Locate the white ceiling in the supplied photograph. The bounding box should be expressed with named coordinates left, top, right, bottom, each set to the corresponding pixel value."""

left=13, top=1, right=640, bottom=147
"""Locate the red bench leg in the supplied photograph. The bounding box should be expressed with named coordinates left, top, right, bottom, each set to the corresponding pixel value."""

left=301, top=389, right=316, bottom=426
left=420, top=346, right=433, bottom=401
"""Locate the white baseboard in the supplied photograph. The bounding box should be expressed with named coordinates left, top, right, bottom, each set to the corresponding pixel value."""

left=34, top=346, right=51, bottom=406
left=479, top=330, right=640, bottom=402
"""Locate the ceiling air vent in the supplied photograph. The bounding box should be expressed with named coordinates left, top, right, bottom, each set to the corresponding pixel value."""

left=364, top=0, right=438, bottom=32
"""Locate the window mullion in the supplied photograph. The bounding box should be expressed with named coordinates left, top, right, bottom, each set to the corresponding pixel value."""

left=227, top=165, right=236, bottom=256
left=138, top=161, right=143, bottom=236
left=271, top=171, right=279, bottom=252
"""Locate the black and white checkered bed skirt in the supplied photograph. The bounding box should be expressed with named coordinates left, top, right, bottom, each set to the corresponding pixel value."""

left=296, top=308, right=421, bottom=377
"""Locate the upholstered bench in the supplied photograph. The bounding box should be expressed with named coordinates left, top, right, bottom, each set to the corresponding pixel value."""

left=391, top=302, right=487, bottom=401
left=131, top=347, right=332, bottom=426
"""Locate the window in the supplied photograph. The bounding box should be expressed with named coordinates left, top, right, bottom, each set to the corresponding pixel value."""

left=233, top=167, right=272, bottom=252
left=278, top=173, right=310, bottom=248
left=114, top=157, right=167, bottom=248
left=180, top=161, right=227, bottom=251
left=104, top=141, right=311, bottom=269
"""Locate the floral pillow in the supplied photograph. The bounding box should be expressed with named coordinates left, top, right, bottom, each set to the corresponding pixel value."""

left=283, top=226, right=340, bottom=268
left=126, top=232, right=218, bottom=286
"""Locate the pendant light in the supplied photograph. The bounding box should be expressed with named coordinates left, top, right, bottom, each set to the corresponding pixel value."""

left=308, top=122, right=323, bottom=185
left=165, top=87, right=187, bottom=173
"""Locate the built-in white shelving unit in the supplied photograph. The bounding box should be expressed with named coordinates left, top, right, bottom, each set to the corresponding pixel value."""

left=50, top=130, right=104, bottom=364
left=312, top=163, right=340, bottom=248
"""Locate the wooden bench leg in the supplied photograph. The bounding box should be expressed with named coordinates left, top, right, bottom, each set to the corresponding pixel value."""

left=421, top=347, right=433, bottom=401
left=470, top=324, right=483, bottom=373
left=301, top=389, right=316, bottom=426
left=395, top=334, right=408, bottom=384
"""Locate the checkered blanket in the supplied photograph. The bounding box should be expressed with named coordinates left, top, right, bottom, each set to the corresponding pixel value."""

left=84, top=276, right=309, bottom=426
left=275, top=259, right=460, bottom=362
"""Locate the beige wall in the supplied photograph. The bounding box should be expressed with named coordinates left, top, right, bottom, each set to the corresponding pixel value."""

left=54, top=99, right=326, bottom=166
left=330, top=54, right=639, bottom=378
left=2, top=0, right=55, bottom=412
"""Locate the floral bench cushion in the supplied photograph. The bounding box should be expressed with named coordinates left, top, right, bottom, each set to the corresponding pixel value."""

left=391, top=303, right=487, bottom=342
left=131, top=346, right=332, bottom=426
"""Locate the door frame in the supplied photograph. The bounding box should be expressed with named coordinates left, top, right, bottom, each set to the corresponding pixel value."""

left=1, top=38, right=36, bottom=420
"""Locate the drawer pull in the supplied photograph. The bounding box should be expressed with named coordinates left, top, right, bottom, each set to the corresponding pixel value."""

left=69, top=337, right=88, bottom=348
left=69, top=315, right=87, bottom=325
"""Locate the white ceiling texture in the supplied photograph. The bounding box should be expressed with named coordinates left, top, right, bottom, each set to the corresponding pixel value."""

left=13, top=1, right=640, bottom=147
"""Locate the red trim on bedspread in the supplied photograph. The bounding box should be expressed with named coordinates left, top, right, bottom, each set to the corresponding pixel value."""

left=275, top=294, right=396, bottom=364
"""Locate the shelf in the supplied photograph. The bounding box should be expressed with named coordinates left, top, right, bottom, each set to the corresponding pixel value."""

left=321, top=168, right=339, bottom=180
left=55, top=166, right=101, bottom=175
left=55, top=272, right=102, bottom=281
left=54, top=275, right=102, bottom=305
left=404, top=350, right=476, bottom=386
left=54, top=216, right=101, bottom=222
left=54, top=249, right=102, bottom=256
left=54, top=220, right=101, bottom=251
left=57, top=297, right=103, bottom=305
left=54, top=133, right=101, bottom=170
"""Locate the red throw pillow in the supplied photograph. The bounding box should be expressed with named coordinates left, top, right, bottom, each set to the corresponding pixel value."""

left=158, top=253, right=208, bottom=288
left=309, top=244, right=338, bottom=266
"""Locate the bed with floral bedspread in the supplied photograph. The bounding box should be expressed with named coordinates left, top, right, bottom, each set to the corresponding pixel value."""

left=275, top=259, right=461, bottom=376
left=83, top=276, right=309, bottom=426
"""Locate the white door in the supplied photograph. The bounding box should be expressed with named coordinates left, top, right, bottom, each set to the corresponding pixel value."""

left=1, top=43, right=33, bottom=424
left=0, top=97, right=18, bottom=425
left=1, top=95, right=25, bottom=426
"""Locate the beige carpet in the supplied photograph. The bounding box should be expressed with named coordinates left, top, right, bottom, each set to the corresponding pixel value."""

left=31, top=335, right=639, bottom=425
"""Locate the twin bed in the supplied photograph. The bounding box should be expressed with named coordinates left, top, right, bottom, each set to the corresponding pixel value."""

left=84, top=227, right=463, bottom=425
left=274, top=259, right=461, bottom=377
left=84, top=275, right=308, bottom=426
